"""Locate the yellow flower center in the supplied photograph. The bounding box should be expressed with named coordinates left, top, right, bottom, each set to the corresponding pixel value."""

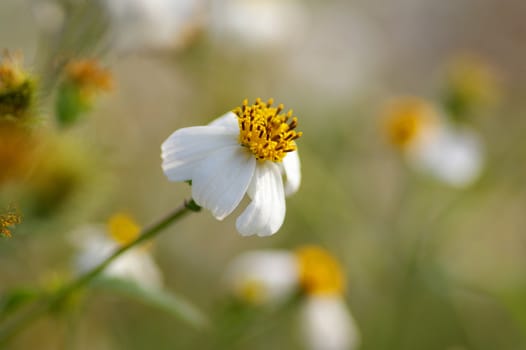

left=383, top=97, right=438, bottom=149
left=234, top=98, right=302, bottom=162
left=107, top=213, right=141, bottom=245
left=295, top=245, right=345, bottom=296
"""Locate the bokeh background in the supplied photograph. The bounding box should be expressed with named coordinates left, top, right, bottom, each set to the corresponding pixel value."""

left=1, top=0, right=526, bottom=349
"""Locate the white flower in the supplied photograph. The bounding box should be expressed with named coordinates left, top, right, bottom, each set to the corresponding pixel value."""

left=71, top=221, right=163, bottom=288
left=101, top=0, right=204, bottom=52
left=384, top=96, right=484, bottom=187
left=224, top=250, right=299, bottom=305
left=224, top=246, right=361, bottom=350
left=301, top=295, right=361, bottom=350
left=161, top=98, right=302, bottom=236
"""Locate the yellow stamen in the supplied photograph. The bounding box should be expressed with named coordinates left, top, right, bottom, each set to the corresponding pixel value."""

left=295, top=245, right=345, bottom=296
left=234, top=98, right=302, bottom=162
left=383, top=97, right=438, bottom=149
left=0, top=205, right=22, bottom=238
left=107, top=213, right=140, bottom=245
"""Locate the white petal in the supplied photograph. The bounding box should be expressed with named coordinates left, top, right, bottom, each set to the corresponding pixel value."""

left=236, top=162, right=286, bottom=236
left=301, top=296, right=361, bottom=350
left=281, top=150, right=301, bottom=196
left=225, top=250, right=299, bottom=304
left=192, top=146, right=256, bottom=220
left=73, top=229, right=116, bottom=273
left=161, top=126, right=238, bottom=182
left=106, top=250, right=164, bottom=288
left=409, top=127, right=484, bottom=187
left=208, top=111, right=239, bottom=131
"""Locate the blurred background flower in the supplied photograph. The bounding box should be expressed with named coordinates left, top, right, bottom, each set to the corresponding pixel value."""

left=382, top=96, right=484, bottom=187
left=71, top=213, right=163, bottom=288
left=224, top=246, right=360, bottom=350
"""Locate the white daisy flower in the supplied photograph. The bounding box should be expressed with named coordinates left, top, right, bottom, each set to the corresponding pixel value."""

left=71, top=214, right=163, bottom=288
left=100, top=0, right=204, bottom=52
left=384, top=96, right=484, bottom=187
left=301, top=295, right=360, bottom=350
left=224, top=246, right=361, bottom=349
left=161, top=98, right=302, bottom=236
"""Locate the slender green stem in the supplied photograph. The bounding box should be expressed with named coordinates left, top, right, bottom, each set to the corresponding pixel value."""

left=0, top=198, right=200, bottom=345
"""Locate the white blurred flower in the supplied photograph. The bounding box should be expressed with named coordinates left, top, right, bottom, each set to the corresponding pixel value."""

left=209, top=0, right=308, bottom=48
left=225, top=246, right=361, bottom=350
left=161, top=98, right=302, bottom=236
left=100, top=0, right=204, bottom=52
left=71, top=214, right=163, bottom=288
left=225, top=250, right=299, bottom=305
left=384, top=96, right=484, bottom=187
left=301, top=295, right=360, bottom=350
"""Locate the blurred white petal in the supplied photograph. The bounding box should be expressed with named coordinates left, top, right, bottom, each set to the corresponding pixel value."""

left=225, top=250, right=299, bottom=304
left=106, top=250, right=163, bottom=288
left=102, top=0, right=203, bottom=52
left=210, top=0, right=307, bottom=48
left=301, top=296, right=361, bottom=350
left=72, top=226, right=163, bottom=288
left=410, top=127, right=484, bottom=187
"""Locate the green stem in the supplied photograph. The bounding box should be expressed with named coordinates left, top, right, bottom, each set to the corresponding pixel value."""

left=0, top=198, right=200, bottom=345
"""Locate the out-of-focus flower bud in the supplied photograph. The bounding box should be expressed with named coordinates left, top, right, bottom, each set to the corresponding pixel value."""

left=56, top=59, right=112, bottom=127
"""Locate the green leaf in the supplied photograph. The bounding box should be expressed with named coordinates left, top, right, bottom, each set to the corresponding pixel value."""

left=89, top=277, right=209, bottom=330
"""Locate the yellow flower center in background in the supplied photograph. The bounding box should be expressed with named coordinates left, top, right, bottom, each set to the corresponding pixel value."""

left=383, top=97, right=438, bottom=149
left=107, top=213, right=141, bottom=245
left=295, top=245, right=345, bottom=296
left=234, top=98, right=302, bottom=162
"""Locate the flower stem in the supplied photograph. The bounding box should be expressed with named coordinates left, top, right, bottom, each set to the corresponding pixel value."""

left=0, top=199, right=200, bottom=345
